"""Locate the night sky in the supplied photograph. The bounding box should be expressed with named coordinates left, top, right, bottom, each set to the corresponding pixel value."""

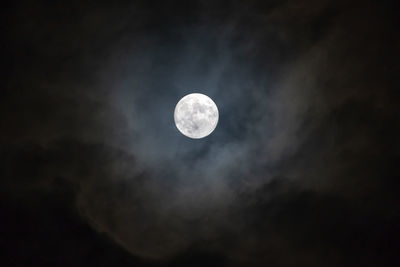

left=2, top=1, right=400, bottom=266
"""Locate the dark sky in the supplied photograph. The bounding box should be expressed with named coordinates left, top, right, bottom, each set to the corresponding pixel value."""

left=2, top=0, right=400, bottom=266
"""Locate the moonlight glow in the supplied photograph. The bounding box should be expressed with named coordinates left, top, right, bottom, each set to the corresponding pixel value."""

left=174, top=93, right=219, bottom=139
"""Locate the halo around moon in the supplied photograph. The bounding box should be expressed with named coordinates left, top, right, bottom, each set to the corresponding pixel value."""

left=174, top=93, right=219, bottom=139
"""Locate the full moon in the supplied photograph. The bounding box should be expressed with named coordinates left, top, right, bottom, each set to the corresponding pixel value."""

left=174, top=93, right=219, bottom=139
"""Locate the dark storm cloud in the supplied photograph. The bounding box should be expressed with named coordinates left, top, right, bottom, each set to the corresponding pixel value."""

left=2, top=0, right=399, bottom=266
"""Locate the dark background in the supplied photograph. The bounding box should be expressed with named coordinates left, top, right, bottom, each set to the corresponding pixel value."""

left=1, top=0, right=400, bottom=266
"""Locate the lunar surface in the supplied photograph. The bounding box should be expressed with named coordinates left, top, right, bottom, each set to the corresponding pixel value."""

left=174, top=93, right=219, bottom=139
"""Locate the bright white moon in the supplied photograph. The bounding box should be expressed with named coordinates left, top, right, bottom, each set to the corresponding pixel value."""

left=174, top=93, right=219, bottom=139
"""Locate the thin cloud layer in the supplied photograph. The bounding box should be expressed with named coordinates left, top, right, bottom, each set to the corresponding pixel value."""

left=2, top=0, right=399, bottom=266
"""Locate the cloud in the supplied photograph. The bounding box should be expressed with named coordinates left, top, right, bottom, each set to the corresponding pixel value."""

left=2, top=0, right=399, bottom=266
